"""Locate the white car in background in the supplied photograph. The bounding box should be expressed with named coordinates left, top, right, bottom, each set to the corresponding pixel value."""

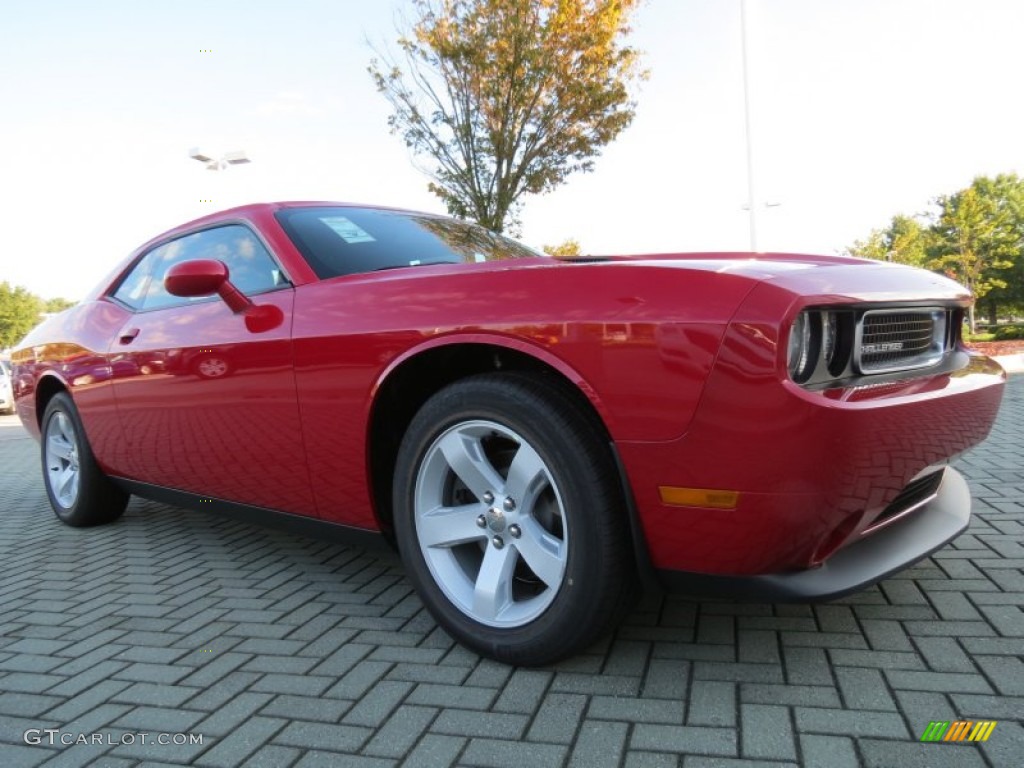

left=0, top=361, right=14, bottom=414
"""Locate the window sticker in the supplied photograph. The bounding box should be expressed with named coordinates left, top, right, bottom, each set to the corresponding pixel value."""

left=321, top=216, right=376, bottom=244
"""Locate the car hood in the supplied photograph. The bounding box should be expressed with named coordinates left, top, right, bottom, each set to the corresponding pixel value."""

left=576, top=252, right=971, bottom=304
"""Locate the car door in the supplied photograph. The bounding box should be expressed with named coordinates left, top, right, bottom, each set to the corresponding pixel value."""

left=106, top=223, right=317, bottom=517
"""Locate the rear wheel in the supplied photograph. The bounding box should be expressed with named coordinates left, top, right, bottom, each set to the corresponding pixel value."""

left=41, top=392, right=128, bottom=527
left=393, top=373, right=636, bottom=665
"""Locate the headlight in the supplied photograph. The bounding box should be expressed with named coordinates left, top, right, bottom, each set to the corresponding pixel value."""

left=788, top=309, right=855, bottom=385
left=787, top=311, right=815, bottom=383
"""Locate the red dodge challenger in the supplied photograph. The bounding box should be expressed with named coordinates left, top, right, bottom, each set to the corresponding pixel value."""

left=11, top=202, right=1006, bottom=664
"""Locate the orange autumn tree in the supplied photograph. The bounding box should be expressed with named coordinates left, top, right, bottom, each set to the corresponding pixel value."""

left=370, top=0, right=644, bottom=233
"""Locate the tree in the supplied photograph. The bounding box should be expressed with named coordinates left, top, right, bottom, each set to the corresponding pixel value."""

left=929, top=181, right=1016, bottom=332
left=543, top=238, right=582, bottom=257
left=0, top=282, right=44, bottom=350
left=968, top=173, right=1024, bottom=323
left=847, top=214, right=930, bottom=266
left=847, top=174, right=1024, bottom=332
left=370, top=0, right=644, bottom=233
left=44, top=297, right=76, bottom=314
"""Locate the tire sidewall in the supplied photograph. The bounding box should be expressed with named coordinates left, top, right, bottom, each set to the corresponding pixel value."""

left=40, top=392, right=126, bottom=527
left=41, top=393, right=88, bottom=524
left=393, top=376, right=618, bottom=664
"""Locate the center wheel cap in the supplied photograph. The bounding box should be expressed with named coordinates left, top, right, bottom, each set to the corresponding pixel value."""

left=486, top=507, right=506, bottom=532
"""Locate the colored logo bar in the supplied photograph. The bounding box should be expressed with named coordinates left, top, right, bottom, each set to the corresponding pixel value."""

left=920, top=721, right=997, bottom=742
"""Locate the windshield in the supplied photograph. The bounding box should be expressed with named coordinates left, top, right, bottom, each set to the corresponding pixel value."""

left=275, top=206, right=542, bottom=279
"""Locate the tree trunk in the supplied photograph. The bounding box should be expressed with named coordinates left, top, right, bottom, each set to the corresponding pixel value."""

left=987, top=299, right=998, bottom=326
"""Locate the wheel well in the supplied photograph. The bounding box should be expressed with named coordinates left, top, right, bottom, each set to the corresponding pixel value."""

left=34, top=376, right=67, bottom=427
left=367, top=344, right=612, bottom=537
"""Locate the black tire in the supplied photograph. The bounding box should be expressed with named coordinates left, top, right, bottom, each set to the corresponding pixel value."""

left=41, top=392, right=128, bottom=527
left=393, top=372, right=636, bottom=666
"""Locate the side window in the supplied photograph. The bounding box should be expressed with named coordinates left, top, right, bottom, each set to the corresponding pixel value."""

left=113, top=225, right=285, bottom=312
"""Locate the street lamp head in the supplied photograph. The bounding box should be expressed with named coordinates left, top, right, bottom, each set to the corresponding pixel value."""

left=189, top=148, right=251, bottom=170
left=223, top=150, right=251, bottom=165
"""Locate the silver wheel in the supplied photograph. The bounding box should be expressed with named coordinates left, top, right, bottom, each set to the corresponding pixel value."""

left=45, top=411, right=80, bottom=509
left=414, top=419, right=568, bottom=628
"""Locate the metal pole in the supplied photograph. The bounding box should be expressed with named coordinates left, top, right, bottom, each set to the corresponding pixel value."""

left=740, top=0, right=758, bottom=252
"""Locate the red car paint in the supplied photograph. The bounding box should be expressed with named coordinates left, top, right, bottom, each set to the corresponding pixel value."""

left=12, top=202, right=1005, bottom=585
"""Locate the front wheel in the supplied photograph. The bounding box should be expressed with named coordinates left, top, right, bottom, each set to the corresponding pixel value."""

left=41, top=392, right=128, bottom=527
left=393, top=373, right=636, bottom=666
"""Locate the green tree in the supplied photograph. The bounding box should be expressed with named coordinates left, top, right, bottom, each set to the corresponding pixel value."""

left=43, top=297, right=75, bottom=313
left=847, top=214, right=930, bottom=266
left=543, top=238, right=582, bottom=257
left=370, top=0, right=644, bottom=233
left=969, top=173, right=1024, bottom=323
left=0, top=282, right=44, bottom=349
left=929, top=181, right=1016, bottom=332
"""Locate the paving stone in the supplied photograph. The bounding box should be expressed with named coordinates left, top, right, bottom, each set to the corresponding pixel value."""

left=884, top=669, right=994, bottom=694
left=406, top=683, right=496, bottom=710
left=430, top=709, right=528, bottom=740
left=631, top=724, right=737, bottom=756
left=195, top=692, right=275, bottom=737
left=794, top=707, right=909, bottom=739
left=459, top=737, right=568, bottom=768
left=781, top=647, right=832, bottom=686
left=834, top=667, right=897, bottom=711
left=624, top=751, right=678, bottom=768
left=111, top=682, right=200, bottom=708
left=0, top=375, right=1021, bottom=768
left=569, top=720, right=629, bottom=768
left=686, top=680, right=736, bottom=727
left=491, top=669, right=551, bottom=713
left=190, top=716, right=286, bottom=768
left=362, top=704, right=437, bottom=759
left=402, top=733, right=465, bottom=768
left=323, top=660, right=392, bottom=700
left=294, top=750, right=396, bottom=767
left=739, top=703, right=796, bottom=761
left=550, top=672, right=642, bottom=696
left=241, top=744, right=302, bottom=768
left=260, top=694, right=352, bottom=723
left=589, top=695, right=684, bottom=724
left=799, top=734, right=860, bottom=768
left=740, top=684, right=841, bottom=708
left=858, top=738, right=987, bottom=767
left=525, top=692, right=586, bottom=744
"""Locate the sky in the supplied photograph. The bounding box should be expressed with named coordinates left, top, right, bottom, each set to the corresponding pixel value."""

left=2, top=0, right=1023, bottom=300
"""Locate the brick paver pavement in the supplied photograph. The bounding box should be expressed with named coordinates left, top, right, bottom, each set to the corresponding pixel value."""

left=0, top=377, right=1021, bottom=767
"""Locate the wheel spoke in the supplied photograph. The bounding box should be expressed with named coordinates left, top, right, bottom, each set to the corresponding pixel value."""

left=438, top=430, right=504, bottom=500
left=56, top=412, right=74, bottom=442
left=504, top=441, right=548, bottom=508
left=515, top=517, right=565, bottom=588
left=47, top=434, right=73, bottom=462
left=56, top=466, right=76, bottom=499
left=419, top=504, right=487, bottom=548
left=472, top=542, right=517, bottom=621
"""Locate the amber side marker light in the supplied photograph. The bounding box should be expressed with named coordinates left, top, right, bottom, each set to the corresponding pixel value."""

left=659, top=486, right=739, bottom=510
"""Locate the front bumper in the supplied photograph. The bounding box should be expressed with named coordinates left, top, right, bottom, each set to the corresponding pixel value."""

left=657, top=466, right=970, bottom=601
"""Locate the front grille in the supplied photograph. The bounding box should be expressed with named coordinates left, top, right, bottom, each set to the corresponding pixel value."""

left=856, top=308, right=948, bottom=374
left=868, top=469, right=944, bottom=530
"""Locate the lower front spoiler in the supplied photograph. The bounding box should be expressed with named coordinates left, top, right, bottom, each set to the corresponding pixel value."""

left=657, top=466, right=971, bottom=602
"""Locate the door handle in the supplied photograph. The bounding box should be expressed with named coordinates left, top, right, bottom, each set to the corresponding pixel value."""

left=119, top=327, right=140, bottom=344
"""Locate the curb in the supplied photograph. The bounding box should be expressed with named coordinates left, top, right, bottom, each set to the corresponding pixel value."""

left=993, top=354, right=1024, bottom=374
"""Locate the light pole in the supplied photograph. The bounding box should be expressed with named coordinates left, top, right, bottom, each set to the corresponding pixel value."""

left=740, top=0, right=759, bottom=252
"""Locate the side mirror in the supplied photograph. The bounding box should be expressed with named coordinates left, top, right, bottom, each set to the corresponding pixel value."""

left=165, top=259, right=252, bottom=314
left=165, top=259, right=228, bottom=297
